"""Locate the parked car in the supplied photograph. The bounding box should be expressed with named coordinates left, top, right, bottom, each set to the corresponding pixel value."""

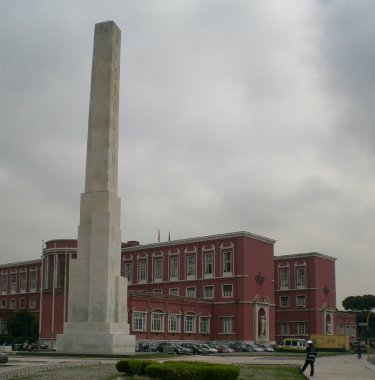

left=0, top=352, right=8, bottom=364
left=180, top=342, right=209, bottom=354
left=173, top=343, right=193, bottom=354
left=198, top=343, right=218, bottom=353
left=247, top=343, right=264, bottom=352
left=262, top=344, right=274, bottom=352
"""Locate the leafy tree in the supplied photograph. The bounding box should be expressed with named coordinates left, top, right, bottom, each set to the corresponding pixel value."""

left=6, top=310, right=39, bottom=339
left=342, top=294, right=375, bottom=312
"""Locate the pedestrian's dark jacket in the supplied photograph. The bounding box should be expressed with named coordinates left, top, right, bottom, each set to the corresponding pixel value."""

left=306, top=345, right=318, bottom=362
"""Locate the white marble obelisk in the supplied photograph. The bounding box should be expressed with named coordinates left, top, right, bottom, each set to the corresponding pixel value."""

left=56, top=21, right=135, bottom=354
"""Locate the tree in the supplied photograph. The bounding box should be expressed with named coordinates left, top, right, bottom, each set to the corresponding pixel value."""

left=6, top=310, right=39, bottom=339
left=342, top=294, right=375, bottom=312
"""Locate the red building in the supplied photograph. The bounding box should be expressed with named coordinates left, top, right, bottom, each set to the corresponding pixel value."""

left=0, top=231, right=356, bottom=348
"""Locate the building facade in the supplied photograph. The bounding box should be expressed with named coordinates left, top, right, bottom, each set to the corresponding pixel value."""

left=0, top=231, right=356, bottom=348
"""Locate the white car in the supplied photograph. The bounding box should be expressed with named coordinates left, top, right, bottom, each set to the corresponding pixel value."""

left=198, top=344, right=218, bottom=353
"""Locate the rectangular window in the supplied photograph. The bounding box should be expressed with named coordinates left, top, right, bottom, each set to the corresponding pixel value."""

left=296, top=295, right=306, bottom=308
left=223, top=251, right=232, bottom=275
left=169, top=288, right=179, bottom=296
left=297, top=322, right=308, bottom=335
left=199, top=316, right=210, bottom=334
left=186, top=255, right=196, bottom=278
left=222, top=284, right=233, bottom=297
left=280, top=322, right=290, bottom=335
left=1, top=275, right=7, bottom=294
left=186, top=287, right=196, bottom=298
left=29, top=297, right=36, bottom=309
left=168, top=314, right=181, bottom=333
left=184, top=314, right=196, bottom=333
left=151, top=312, right=164, bottom=332
left=10, top=299, right=16, bottom=309
left=138, top=260, right=147, bottom=283
left=280, top=296, right=289, bottom=307
left=204, top=253, right=214, bottom=277
left=153, top=289, right=162, bottom=294
left=222, top=316, right=234, bottom=333
left=19, top=272, right=27, bottom=293
left=10, top=273, right=17, bottom=293
left=132, top=312, right=147, bottom=331
left=59, top=259, right=65, bottom=288
left=1, top=299, right=6, bottom=309
left=203, top=285, right=214, bottom=299
left=154, top=259, right=163, bottom=282
left=30, top=271, right=37, bottom=292
left=169, top=257, right=179, bottom=280
left=124, top=262, right=132, bottom=284
left=279, top=268, right=289, bottom=290
left=296, top=267, right=306, bottom=288
left=19, top=298, right=26, bottom=308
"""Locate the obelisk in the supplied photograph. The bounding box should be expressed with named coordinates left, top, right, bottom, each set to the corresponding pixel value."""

left=56, top=21, right=135, bottom=353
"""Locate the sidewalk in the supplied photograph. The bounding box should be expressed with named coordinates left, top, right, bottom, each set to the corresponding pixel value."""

left=301, top=354, right=375, bottom=379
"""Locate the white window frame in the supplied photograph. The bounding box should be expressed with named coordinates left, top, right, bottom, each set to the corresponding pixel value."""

left=169, top=288, right=179, bottom=296
left=280, top=322, right=290, bottom=335
left=10, top=273, right=17, bottom=294
left=132, top=311, right=147, bottom=331
left=29, top=297, right=36, bottom=309
left=222, top=316, right=234, bottom=334
left=186, top=254, right=196, bottom=279
left=153, top=289, right=162, bottom=294
left=169, top=256, right=179, bottom=281
left=154, top=258, right=163, bottom=282
left=168, top=314, right=181, bottom=333
left=151, top=311, right=164, bottom=332
left=279, top=268, right=289, bottom=290
left=297, top=321, right=308, bottom=335
left=0, top=299, right=7, bottom=309
left=199, top=316, right=211, bottom=334
left=222, top=284, right=233, bottom=297
left=186, top=286, right=196, bottom=298
left=9, top=299, right=16, bottom=309
left=204, top=252, right=214, bottom=278
left=296, top=267, right=306, bottom=289
left=19, top=298, right=26, bottom=308
left=138, top=260, right=147, bottom=284
left=203, top=285, right=214, bottom=299
left=1, top=274, right=8, bottom=294
left=124, top=261, right=132, bottom=284
left=280, top=296, right=289, bottom=307
left=222, top=251, right=233, bottom=276
left=184, top=314, right=196, bottom=333
left=19, top=272, right=27, bottom=293
left=296, top=295, right=306, bottom=308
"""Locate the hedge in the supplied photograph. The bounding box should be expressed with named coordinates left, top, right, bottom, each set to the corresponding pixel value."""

left=144, top=361, right=240, bottom=380
left=116, top=359, right=154, bottom=375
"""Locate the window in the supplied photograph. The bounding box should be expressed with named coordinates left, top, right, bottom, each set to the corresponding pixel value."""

left=1, top=275, right=7, bottom=294
left=279, top=268, right=289, bottom=290
left=153, top=289, right=162, bottom=294
left=222, top=284, right=233, bottom=297
left=204, top=252, right=214, bottom=277
left=199, top=316, right=210, bottom=334
left=0, top=299, right=6, bottom=309
left=10, top=299, right=16, bottom=309
left=297, top=322, right=308, bottom=335
left=168, top=314, right=181, bottom=333
left=169, top=257, right=179, bottom=280
left=19, top=298, right=26, bottom=308
left=223, top=251, right=232, bottom=275
left=296, top=295, right=306, bottom=308
left=296, top=267, right=306, bottom=288
left=203, top=285, right=214, bottom=299
left=169, top=288, right=179, bottom=296
left=186, top=287, right=196, bottom=298
left=59, top=259, right=66, bottom=288
left=280, top=322, right=290, bottom=335
left=30, top=271, right=37, bottom=292
left=186, top=255, right=196, bottom=278
left=10, top=273, right=17, bottom=293
left=124, top=262, right=132, bottom=284
left=138, top=260, right=147, bottom=283
left=154, top=259, right=163, bottom=282
left=19, top=272, right=27, bottom=293
left=151, top=311, right=164, bottom=332
left=184, top=314, right=196, bottom=333
left=29, top=297, right=36, bottom=309
left=280, top=296, right=289, bottom=307
left=132, top=312, right=147, bottom=331
left=222, top=316, right=234, bottom=333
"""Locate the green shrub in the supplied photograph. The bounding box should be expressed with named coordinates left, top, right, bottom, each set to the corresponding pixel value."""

left=116, top=359, right=154, bottom=375
left=145, top=361, right=239, bottom=380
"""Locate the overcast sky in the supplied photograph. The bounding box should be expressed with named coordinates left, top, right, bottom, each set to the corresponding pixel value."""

left=1, top=0, right=374, bottom=308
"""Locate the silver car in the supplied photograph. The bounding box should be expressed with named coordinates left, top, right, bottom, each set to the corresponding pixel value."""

left=0, top=352, right=8, bottom=364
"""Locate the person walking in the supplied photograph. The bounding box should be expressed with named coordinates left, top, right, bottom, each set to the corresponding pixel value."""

left=300, top=340, right=318, bottom=377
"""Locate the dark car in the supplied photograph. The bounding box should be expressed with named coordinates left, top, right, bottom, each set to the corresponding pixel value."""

left=180, top=342, right=209, bottom=354
left=0, top=352, right=8, bottom=364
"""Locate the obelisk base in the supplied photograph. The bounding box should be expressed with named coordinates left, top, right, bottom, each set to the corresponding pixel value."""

left=56, top=322, right=135, bottom=354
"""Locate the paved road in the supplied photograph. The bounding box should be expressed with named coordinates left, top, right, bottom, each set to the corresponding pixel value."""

left=0, top=352, right=374, bottom=379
